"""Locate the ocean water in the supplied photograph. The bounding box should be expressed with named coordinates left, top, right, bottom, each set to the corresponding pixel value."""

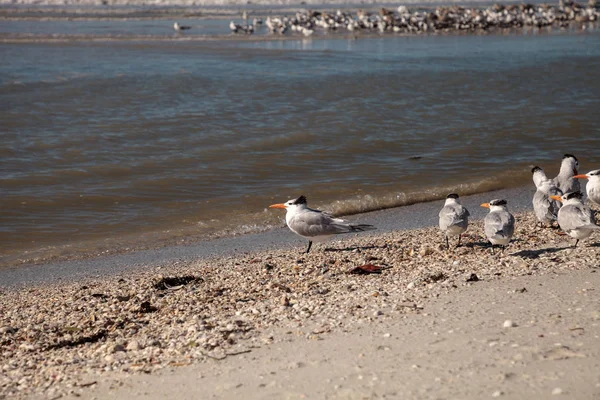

left=1, top=9, right=600, bottom=267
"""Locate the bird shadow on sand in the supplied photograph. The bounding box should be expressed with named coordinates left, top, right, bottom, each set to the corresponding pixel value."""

left=510, top=246, right=570, bottom=259
left=463, top=241, right=490, bottom=249
left=323, top=244, right=387, bottom=252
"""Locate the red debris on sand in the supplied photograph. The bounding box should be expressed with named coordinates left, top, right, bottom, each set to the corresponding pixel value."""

left=347, top=264, right=389, bottom=275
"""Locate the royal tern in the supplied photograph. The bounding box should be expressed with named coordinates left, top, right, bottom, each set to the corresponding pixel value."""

left=438, top=193, right=470, bottom=248
left=532, top=165, right=550, bottom=189
left=550, top=191, right=600, bottom=247
left=573, top=169, right=600, bottom=207
left=531, top=166, right=562, bottom=227
left=553, top=154, right=580, bottom=194
left=269, top=195, right=376, bottom=253
left=481, top=199, right=515, bottom=254
left=173, top=22, right=191, bottom=31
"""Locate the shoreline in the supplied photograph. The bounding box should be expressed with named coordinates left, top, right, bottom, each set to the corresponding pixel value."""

left=0, top=185, right=536, bottom=288
left=1, top=206, right=599, bottom=399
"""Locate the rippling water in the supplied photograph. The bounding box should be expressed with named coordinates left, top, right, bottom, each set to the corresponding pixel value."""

left=1, top=16, right=599, bottom=267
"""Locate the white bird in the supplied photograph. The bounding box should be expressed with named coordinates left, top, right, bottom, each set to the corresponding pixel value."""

left=531, top=166, right=562, bottom=227
left=532, top=165, right=550, bottom=189
left=481, top=199, right=515, bottom=254
left=573, top=169, right=600, bottom=207
left=173, top=22, right=191, bottom=31
left=550, top=191, right=600, bottom=247
left=438, top=193, right=470, bottom=248
left=301, top=27, right=314, bottom=36
left=553, top=154, right=580, bottom=194
left=269, top=195, right=376, bottom=253
left=229, top=21, right=243, bottom=33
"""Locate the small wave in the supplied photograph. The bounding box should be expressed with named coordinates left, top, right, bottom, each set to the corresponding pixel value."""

left=300, top=179, right=509, bottom=218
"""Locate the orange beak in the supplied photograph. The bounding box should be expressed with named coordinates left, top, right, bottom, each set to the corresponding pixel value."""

left=269, top=203, right=287, bottom=209
left=480, top=203, right=490, bottom=208
left=573, top=174, right=588, bottom=179
left=550, top=195, right=563, bottom=202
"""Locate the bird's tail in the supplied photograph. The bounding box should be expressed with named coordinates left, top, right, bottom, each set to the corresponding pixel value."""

left=349, top=224, right=377, bottom=232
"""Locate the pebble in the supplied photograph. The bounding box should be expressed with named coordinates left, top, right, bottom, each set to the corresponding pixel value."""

left=503, top=320, right=517, bottom=328
left=126, top=341, right=141, bottom=351
left=552, top=388, right=563, bottom=395
left=0, top=326, right=14, bottom=334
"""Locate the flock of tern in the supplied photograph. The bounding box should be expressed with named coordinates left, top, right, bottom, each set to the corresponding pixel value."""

left=172, top=2, right=599, bottom=36
left=270, top=154, right=600, bottom=254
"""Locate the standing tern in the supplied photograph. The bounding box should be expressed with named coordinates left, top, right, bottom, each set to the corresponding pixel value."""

left=481, top=199, right=515, bottom=254
left=531, top=166, right=562, bottom=227
left=269, top=195, right=376, bottom=253
left=553, top=154, right=580, bottom=194
left=573, top=169, right=600, bottom=207
left=550, top=191, right=600, bottom=247
left=438, top=193, right=470, bottom=248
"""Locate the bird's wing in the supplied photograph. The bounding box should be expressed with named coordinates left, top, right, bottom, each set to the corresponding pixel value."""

left=439, top=205, right=468, bottom=230
left=289, top=209, right=352, bottom=237
left=485, top=211, right=513, bottom=239
left=559, top=205, right=598, bottom=231
left=533, top=191, right=557, bottom=221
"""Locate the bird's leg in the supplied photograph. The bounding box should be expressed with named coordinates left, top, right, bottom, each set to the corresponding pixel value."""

left=490, top=244, right=495, bottom=255
left=574, top=239, right=579, bottom=248
left=305, top=241, right=313, bottom=254
left=457, top=235, right=462, bottom=247
left=445, top=235, right=449, bottom=249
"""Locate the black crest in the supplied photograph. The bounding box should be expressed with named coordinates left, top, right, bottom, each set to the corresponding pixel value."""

left=293, top=195, right=307, bottom=205
left=565, top=191, right=583, bottom=200
left=489, top=199, right=507, bottom=206
left=531, top=166, right=542, bottom=173
left=447, top=193, right=459, bottom=199
left=563, top=154, right=578, bottom=162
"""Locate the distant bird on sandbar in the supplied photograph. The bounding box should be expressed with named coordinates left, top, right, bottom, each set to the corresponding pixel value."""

left=230, top=21, right=244, bottom=33
left=438, top=193, right=470, bottom=248
left=269, top=195, right=376, bottom=253
left=174, top=22, right=191, bottom=31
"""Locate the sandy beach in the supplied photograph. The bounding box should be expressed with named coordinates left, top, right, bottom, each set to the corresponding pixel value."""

left=2, top=202, right=599, bottom=399
left=2, top=0, right=600, bottom=396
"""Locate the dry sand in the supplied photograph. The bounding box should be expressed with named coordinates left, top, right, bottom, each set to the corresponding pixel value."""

left=71, top=268, right=600, bottom=400
left=1, top=210, right=599, bottom=399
